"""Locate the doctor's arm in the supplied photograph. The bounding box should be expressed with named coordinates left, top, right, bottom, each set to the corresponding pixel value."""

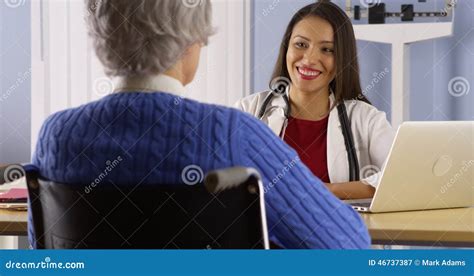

left=324, top=107, right=395, bottom=199
left=360, top=107, right=396, bottom=189
left=324, top=181, right=375, bottom=199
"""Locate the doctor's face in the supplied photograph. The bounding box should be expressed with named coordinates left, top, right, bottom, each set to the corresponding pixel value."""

left=286, top=16, right=335, bottom=95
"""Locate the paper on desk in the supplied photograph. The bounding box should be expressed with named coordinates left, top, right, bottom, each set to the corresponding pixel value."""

left=0, top=177, right=27, bottom=192
left=0, top=188, right=27, bottom=202
left=0, top=203, right=27, bottom=211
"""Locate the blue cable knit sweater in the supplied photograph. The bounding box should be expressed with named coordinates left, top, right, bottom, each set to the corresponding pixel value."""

left=32, top=92, right=370, bottom=249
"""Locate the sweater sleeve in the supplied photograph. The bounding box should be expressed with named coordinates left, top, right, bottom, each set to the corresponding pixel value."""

left=235, top=112, right=371, bottom=249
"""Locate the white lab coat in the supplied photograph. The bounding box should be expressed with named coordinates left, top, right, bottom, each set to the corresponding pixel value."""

left=235, top=91, right=396, bottom=188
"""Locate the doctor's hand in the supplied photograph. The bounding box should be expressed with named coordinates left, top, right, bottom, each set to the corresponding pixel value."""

left=323, top=181, right=375, bottom=200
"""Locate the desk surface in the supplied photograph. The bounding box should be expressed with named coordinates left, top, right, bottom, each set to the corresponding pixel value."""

left=361, top=207, right=474, bottom=247
left=1, top=207, right=473, bottom=246
left=0, top=178, right=28, bottom=236
left=0, top=209, right=27, bottom=236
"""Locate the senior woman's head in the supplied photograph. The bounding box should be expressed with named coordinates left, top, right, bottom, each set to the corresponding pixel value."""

left=86, top=0, right=213, bottom=85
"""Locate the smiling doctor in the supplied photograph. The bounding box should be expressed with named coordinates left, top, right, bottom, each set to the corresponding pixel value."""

left=236, top=1, right=395, bottom=199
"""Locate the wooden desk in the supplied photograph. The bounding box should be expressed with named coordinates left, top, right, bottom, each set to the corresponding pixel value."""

left=0, top=177, right=28, bottom=236
left=361, top=207, right=474, bottom=247
left=0, top=209, right=27, bottom=236
left=1, top=207, right=472, bottom=247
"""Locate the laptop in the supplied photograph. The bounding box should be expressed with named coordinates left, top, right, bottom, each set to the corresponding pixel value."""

left=349, top=121, right=473, bottom=213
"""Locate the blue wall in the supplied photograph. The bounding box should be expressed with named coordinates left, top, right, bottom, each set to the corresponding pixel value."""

left=252, top=0, right=473, bottom=121
left=0, top=0, right=31, bottom=163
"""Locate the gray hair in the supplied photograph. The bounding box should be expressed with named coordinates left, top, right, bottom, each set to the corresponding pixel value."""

left=86, top=0, right=214, bottom=76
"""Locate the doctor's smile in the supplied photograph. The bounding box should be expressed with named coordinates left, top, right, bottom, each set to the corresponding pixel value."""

left=296, top=66, right=321, bottom=80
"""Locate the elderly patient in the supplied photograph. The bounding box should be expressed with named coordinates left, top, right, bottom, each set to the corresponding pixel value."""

left=31, top=0, right=370, bottom=249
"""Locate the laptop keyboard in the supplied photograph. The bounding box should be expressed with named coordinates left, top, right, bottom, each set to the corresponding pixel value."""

left=351, top=201, right=371, bottom=208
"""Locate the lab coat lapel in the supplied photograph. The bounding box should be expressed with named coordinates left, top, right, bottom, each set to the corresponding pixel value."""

left=264, top=94, right=287, bottom=136
left=326, top=94, right=350, bottom=183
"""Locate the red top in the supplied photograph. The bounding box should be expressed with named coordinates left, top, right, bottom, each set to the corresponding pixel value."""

left=283, top=116, right=330, bottom=183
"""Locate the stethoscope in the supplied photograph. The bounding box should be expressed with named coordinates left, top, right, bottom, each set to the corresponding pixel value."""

left=257, top=86, right=360, bottom=181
